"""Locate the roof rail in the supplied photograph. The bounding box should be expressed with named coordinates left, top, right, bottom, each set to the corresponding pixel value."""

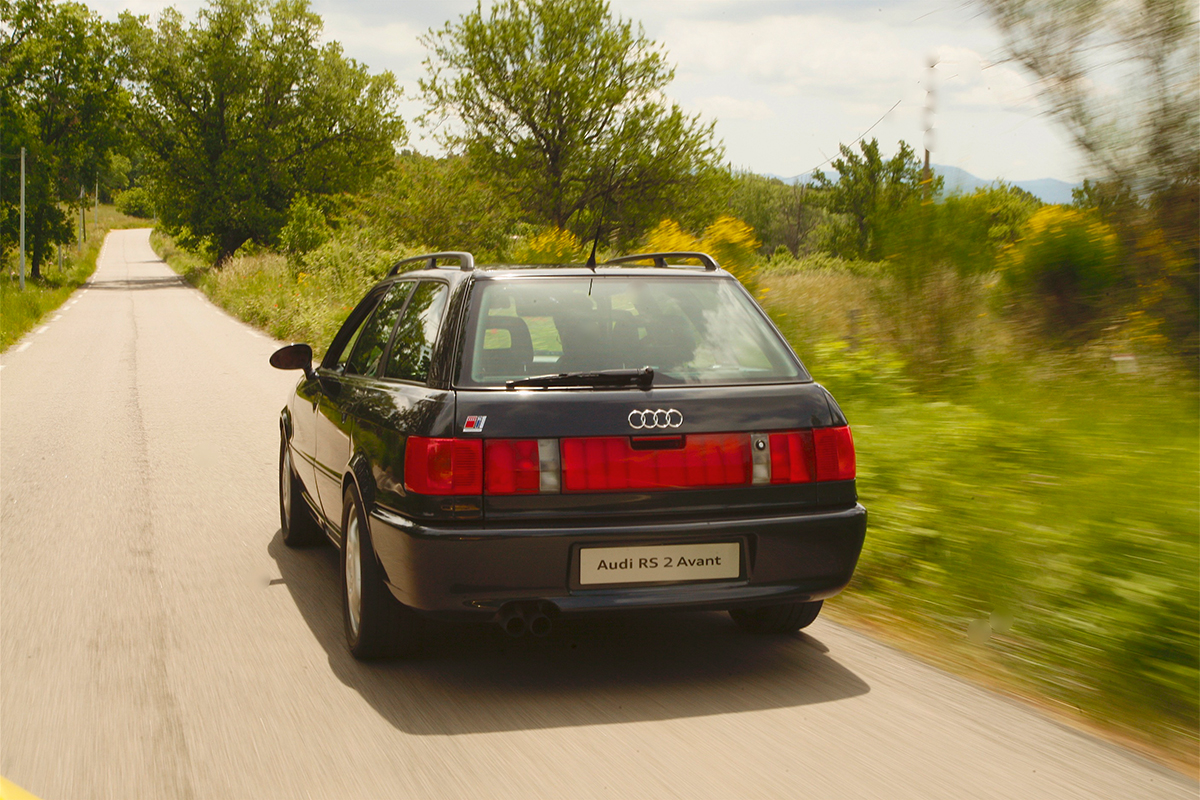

left=602, top=251, right=720, bottom=271
left=387, top=251, right=475, bottom=276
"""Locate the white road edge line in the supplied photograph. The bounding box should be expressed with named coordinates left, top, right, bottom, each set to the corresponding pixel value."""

left=34, top=326, right=48, bottom=335
left=14, top=343, right=30, bottom=353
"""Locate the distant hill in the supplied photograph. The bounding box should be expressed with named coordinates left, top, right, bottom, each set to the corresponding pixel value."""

left=762, top=165, right=1080, bottom=205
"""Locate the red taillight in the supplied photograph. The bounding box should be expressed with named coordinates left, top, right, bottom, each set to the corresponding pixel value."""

left=561, top=433, right=750, bottom=492
left=404, top=427, right=853, bottom=496
left=814, top=426, right=856, bottom=481
left=484, top=439, right=541, bottom=494
left=768, top=430, right=815, bottom=483
left=404, top=437, right=483, bottom=495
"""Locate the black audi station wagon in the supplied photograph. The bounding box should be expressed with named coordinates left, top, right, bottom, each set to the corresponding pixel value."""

left=271, top=251, right=866, bottom=658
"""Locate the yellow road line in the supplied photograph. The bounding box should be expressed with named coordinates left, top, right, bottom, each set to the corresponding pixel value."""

left=1, top=776, right=44, bottom=800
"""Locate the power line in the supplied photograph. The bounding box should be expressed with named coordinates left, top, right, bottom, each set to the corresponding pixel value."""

left=803, top=99, right=903, bottom=177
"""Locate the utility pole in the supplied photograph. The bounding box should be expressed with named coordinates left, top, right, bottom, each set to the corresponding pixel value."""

left=922, top=56, right=937, bottom=201
left=78, top=185, right=84, bottom=253
left=19, top=147, right=26, bottom=290
left=94, top=178, right=99, bottom=234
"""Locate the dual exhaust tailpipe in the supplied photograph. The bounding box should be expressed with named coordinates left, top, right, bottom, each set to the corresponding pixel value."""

left=496, top=600, right=557, bottom=638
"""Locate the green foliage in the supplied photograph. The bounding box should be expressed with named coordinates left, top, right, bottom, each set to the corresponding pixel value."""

left=984, top=0, right=1198, bottom=201
left=120, top=0, right=405, bottom=263
left=761, top=268, right=1199, bottom=757
left=420, top=0, right=724, bottom=246
left=278, top=196, right=331, bottom=266
left=353, top=153, right=518, bottom=258
left=728, top=171, right=826, bottom=255
left=1071, top=178, right=1139, bottom=221
left=848, top=375, right=1198, bottom=753
left=0, top=0, right=127, bottom=278
left=156, top=227, right=417, bottom=352
left=761, top=251, right=880, bottom=276
left=811, top=139, right=940, bottom=260
left=114, top=187, right=155, bottom=219
left=1000, top=205, right=1121, bottom=338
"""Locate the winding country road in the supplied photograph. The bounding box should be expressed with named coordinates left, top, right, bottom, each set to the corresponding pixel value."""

left=1, top=229, right=1192, bottom=799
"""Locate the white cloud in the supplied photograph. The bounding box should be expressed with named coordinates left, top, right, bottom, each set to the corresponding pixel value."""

left=320, top=18, right=427, bottom=70
left=664, top=15, right=920, bottom=101
left=690, top=95, right=776, bottom=121
left=932, top=46, right=1039, bottom=112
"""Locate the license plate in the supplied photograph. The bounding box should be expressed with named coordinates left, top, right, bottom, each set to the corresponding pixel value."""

left=579, top=542, right=740, bottom=585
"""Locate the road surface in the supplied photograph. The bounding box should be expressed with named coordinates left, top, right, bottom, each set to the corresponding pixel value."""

left=1, top=229, right=1193, bottom=799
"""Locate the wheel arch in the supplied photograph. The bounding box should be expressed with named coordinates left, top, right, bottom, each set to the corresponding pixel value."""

left=342, top=452, right=376, bottom=513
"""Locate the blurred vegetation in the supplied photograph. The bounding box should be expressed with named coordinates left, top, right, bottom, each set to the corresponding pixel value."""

left=764, top=257, right=1198, bottom=760
left=510, top=228, right=589, bottom=265
left=643, top=216, right=761, bottom=290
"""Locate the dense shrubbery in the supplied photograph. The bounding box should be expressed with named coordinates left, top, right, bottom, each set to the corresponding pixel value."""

left=642, top=216, right=761, bottom=290
left=1000, top=206, right=1120, bottom=338
left=762, top=265, right=1198, bottom=757
left=114, top=187, right=154, bottom=219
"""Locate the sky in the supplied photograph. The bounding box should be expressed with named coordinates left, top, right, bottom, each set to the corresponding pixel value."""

left=87, top=0, right=1089, bottom=183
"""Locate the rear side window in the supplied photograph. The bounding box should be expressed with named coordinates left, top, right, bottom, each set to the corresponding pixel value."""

left=385, top=282, right=449, bottom=382
left=458, top=277, right=806, bottom=386
left=345, top=282, right=414, bottom=377
left=327, top=292, right=384, bottom=371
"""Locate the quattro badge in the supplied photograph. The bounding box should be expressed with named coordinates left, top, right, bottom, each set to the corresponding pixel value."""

left=463, top=415, right=487, bottom=432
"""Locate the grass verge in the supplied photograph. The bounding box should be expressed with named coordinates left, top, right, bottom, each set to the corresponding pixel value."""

left=1, top=206, right=148, bottom=351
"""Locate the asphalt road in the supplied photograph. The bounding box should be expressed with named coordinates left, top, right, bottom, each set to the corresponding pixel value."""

left=1, top=229, right=1193, bottom=800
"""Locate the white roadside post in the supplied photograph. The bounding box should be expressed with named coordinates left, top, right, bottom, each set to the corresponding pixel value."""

left=19, top=146, right=25, bottom=291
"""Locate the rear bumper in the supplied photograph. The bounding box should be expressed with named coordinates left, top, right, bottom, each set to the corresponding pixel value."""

left=368, top=503, right=867, bottom=618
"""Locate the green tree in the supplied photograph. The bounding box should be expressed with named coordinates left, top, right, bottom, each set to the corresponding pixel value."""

left=353, top=153, right=519, bottom=257
left=810, top=139, right=938, bottom=260
left=1, top=0, right=127, bottom=278
left=728, top=171, right=824, bottom=256
left=420, top=0, right=724, bottom=246
left=120, top=0, right=404, bottom=264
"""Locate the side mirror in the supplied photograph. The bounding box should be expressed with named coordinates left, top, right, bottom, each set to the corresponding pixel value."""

left=270, top=343, right=316, bottom=381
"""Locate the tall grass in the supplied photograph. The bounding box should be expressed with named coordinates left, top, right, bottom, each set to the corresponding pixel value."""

left=153, top=229, right=416, bottom=354
left=763, top=267, right=1199, bottom=767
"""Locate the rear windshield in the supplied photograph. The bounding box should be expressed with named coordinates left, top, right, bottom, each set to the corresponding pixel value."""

left=457, top=276, right=807, bottom=387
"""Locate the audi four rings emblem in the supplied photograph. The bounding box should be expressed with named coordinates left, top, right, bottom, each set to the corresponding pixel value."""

left=628, top=409, right=684, bottom=429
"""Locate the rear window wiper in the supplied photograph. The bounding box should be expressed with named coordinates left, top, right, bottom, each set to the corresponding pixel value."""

left=506, top=367, right=654, bottom=390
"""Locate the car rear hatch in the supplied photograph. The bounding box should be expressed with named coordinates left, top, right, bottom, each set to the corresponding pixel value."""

left=450, top=382, right=856, bottom=525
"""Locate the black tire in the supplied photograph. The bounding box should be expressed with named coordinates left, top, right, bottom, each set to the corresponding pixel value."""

left=280, top=436, right=323, bottom=547
left=340, top=484, right=420, bottom=660
left=730, top=600, right=823, bottom=634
